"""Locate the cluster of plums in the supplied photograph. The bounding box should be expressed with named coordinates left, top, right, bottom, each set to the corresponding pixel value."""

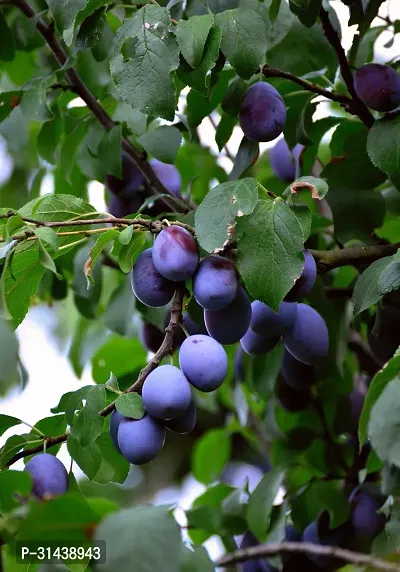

left=240, top=487, right=386, bottom=572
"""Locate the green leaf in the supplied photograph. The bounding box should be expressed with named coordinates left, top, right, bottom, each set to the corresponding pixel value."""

left=369, top=377, right=400, bottom=468
left=111, top=6, right=180, bottom=121
left=175, top=15, right=214, bottom=69
left=37, top=239, right=60, bottom=277
left=236, top=198, right=304, bottom=311
left=215, top=9, right=267, bottom=79
left=290, top=204, right=311, bottom=241
left=186, top=69, right=232, bottom=127
left=0, top=12, right=15, bottom=62
left=37, top=104, right=63, bottom=164
left=0, top=316, right=19, bottom=393
left=229, top=136, right=259, bottom=181
left=74, top=244, right=103, bottom=318
left=47, top=0, right=87, bottom=35
left=194, top=178, right=258, bottom=252
left=86, top=229, right=119, bottom=287
left=33, top=227, right=59, bottom=251
left=20, top=79, right=54, bottom=123
left=0, top=433, right=41, bottom=469
left=289, top=0, right=322, bottom=28
left=215, top=113, right=236, bottom=151
left=0, top=414, right=21, bottom=437
left=63, top=0, right=108, bottom=46
left=286, top=176, right=329, bottom=200
left=291, top=480, right=349, bottom=531
left=92, top=335, right=147, bottom=383
left=94, top=505, right=182, bottom=572
left=352, top=256, right=395, bottom=316
left=192, top=429, right=231, bottom=484
left=247, top=468, right=284, bottom=541
left=115, top=393, right=145, bottom=419
left=240, top=0, right=293, bottom=51
left=118, top=225, right=134, bottom=246
left=97, top=124, right=122, bottom=179
left=269, top=0, right=283, bottom=23
left=180, top=545, right=215, bottom=572
left=0, top=91, right=22, bottom=123
left=137, top=126, right=182, bottom=164
left=60, top=121, right=89, bottom=182
left=118, top=231, right=146, bottom=273
left=359, top=350, right=400, bottom=444
left=367, top=112, right=400, bottom=190
left=378, top=249, right=400, bottom=295
left=70, top=385, right=106, bottom=447
left=0, top=470, right=32, bottom=513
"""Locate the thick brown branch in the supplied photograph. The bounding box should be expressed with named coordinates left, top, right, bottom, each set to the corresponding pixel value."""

left=310, top=243, right=400, bottom=273
left=11, top=0, right=188, bottom=214
left=5, top=433, right=68, bottom=467
left=216, top=541, right=400, bottom=572
left=319, top=8, right=374, bottom=128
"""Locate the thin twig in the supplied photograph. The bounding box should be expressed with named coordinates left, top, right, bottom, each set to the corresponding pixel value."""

left=216, top=541, right=400, bottom=572
left=310, top=243, right=400, bottom=273
left=5, top=433, right=68, bottom=467
left=318, top=8, right=374, bottom=128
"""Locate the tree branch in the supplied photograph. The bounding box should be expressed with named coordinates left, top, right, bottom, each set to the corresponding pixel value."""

left=9, top=0, right=188, bottom=214
left=216, top=541, right=400, bottom=572
left=310, top=243, right=400, bottom=273
left=5, top=433, right=68, bottom=467
left=318, top=8, right=374, bottom=128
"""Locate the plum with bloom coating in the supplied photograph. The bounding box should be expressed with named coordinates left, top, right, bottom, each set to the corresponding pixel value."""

left=117, top=415, right=166, bottom=465
left=179, top=335, right=228, bottom=392
left=152, top=226, right=199, bottom=281
left=354, top=63, right=400, bottom=112
left=204, top=287, right=252, bottom=345
left=283, top=303, right=329, bottom=365
left=270, top=139, right=303, bottom=181
left=239, top=82, right=286, bottom=142
left=193, top=255, right=239, bottom=310
left=24, top=453, right=68, bottom=499
left=131, top=248, right=175, bottom=308
left=142, top=364, right=192, bottom=420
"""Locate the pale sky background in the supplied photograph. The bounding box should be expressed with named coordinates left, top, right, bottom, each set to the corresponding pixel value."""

left=1, top=0, right=400, bottom=560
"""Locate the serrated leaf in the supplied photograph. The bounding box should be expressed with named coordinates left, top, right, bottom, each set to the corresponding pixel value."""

left=194, top=178, right=258, bottom=252
left=137, top=126, right=182, bottom=164
left=111, top=6, right=180, bottom=121
left=367, top=112, right=400, bottom=190
left=192, top=429, right=231, bottom=484
left=378, top=249, right=400, bottom=295
left=20, top=79, right=54, bottom=123
left=97, top=124, right=122, bottom=179
left=70, top=385, right=106, bottom=447
left=37, top=239, right=60, bottom=276
left=247, top=468, right=284, bottom=541
left=118, top=225, right=134, bottom=245
left=229, top=136, right=259, bottom=181
left=63, top=0, right=108, bottom=46
left=86, top=229, right=119, bottom=287
left=118, top=231, right=146, bottom=273
left=352, top=256, right=395, bottom=316
left=359, top=350, right=400, bottom=444
left=33, top=227, right=59, bottom=251
left=175, top=15, right=214, bottom=69
left=290, top=204, right=311, bottom=241
left=369, top=377, right=400, bottom=468
left=37, top=104, right=63, bottom=164
left=236, top=198, right=304, bottom=311
left=215, top=8, right=267, bottom=79
left=115, top=393, right=144, bottom=419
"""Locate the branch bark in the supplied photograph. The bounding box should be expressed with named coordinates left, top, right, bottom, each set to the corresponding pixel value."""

left=8, top=0, right=188, bottom=214
left=318, top=8, right=374, bottom=128
left=216, top=541, right=400, bottom=572
left=310, top=243, right=400, bottom=273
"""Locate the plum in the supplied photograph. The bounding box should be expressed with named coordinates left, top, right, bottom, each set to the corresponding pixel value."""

left=269, top=138, right=303, bottom=182
left=107, top=193, right=144, bottom=219
left=152, top=226, right=199, bottom=281
left=131, top=248, right=175, bottom=307
left=142, top=364, right=192, bottom=420
left=140, top=322, right=164, bottom=354
left=302, top=515, right=351, bottom=570
left=276, top=374, right=311, bottom=412
left=24, top=453, right=68, bottom=499
left=283, top=303, right=329, bottom=365
left=193, top=255, right=239, bottom=310
left=250, top=300, right=297, bottom=338
left=285, top=250, right=317, bottom=302
left=349, top=488, right=386, bottom=541
left=240, top=328, right=280, bottom=356
left=117, top=414, right=166, bottom=465
left=281, top=348, right=316, bottom=391
left=164, top=400, right=196, bottom=434
left=239, top=82, right=286, bottom=142
left=164, top=309, right=207, bottom=349
left=204, top=287, right=252, bottom=345
left=354, top=63, right=400, bottom=112
left=105, top=152, right=144, bottom=196
left=149, top=159, right=181, bottom=197
left=179, top=334, right=228, bottom=392
left=110, top=409, right=125, bottom=453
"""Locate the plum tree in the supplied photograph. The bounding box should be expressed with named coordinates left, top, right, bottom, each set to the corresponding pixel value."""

left=117, top=415, right=166, bottom=465
left=24, top=454, right=69, bottom=499
left=240, top=328, right=280, bottom=356
left=250, top=300, right=297, bottom=338
left=349, top=488, right=386, bottom=541
left=275, top=374, right=311, bottom=412
left=152, top=226, right=199, bottom=281
left=284, top=250, right=317, bottom=302
left=140, top=322, right=164, bottom=354
left=164, top=401, right=197, bottom=434
left=368, top=305, right=400, bottom=364
left=109, top=409, right=125, bottom=453
left=193, top=256, right=239, bottom=310
left=269, top=139, right=303, bottom=181
left=204, top=287, right=252, bottom=344
left=281, top=348, right=316, bottom=391
left=239, top=532, right=277, bottom=572
left=131, top=248, right=176, bottom=307
left=149, top=159, right=181, bottom=197
left=239, top=82, right=286, bottom=142
left=142, top=364, right=192, bottom=419
left=179, top=334, right=228, bottom=391
left=283, top=304, right=329, bottom=365
left=354, top=63, right=400, bottom=112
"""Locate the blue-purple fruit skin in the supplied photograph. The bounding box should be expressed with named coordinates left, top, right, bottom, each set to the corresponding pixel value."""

left=140, top=322, right=164, bottom=354
left=239, top=532, right=277, bottom=572
left=110, top=410, right=125, bottom=453
left=105, top=152, right=144, bottom=196
left=164, top=401, right=196, bottom=434
left=354, top=63, right=400, bottom=112
left=179, top=334, right=228, bottom=392
left=285, top=250, right=317, bottom=302
left=152, top=226, right=199, bottom=281
left=276, top=374, right=311, bottom=412
left=270, top=139, right=303, bottom=181
left=250, top=300, right=297, bottom=337
left=117, top=415, right=166, bottom=465
left=349, top=488, right=386, bottom=540
left=240, top=328, right=280, bottom=356
left=283, top=303, right=329, bottom=365
left=282, top=347, right=316, bottom=391
left=204, top=287, right=252, bottom=345
left=239, top=82, right=286, bottom=142
left=149, top=159, right=181, bottom=196
left=24, top=453, right=69, bottom=499
left=131, top=248, right=175, bottom=308
left=193, top=255, right=239, bottom=310
left=142, top=364, right=192, bottom=419
left=108, top=193, right=144, bottom=219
